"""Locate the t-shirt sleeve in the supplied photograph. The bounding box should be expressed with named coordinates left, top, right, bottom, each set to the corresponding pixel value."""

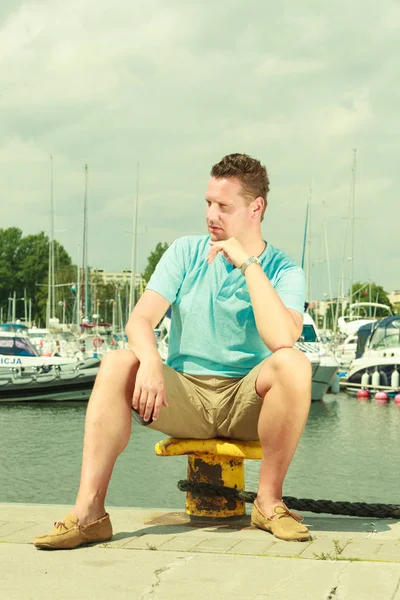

left=274, top=266, right=306, bottom=315
left=145, top=239, right=187, bottom=304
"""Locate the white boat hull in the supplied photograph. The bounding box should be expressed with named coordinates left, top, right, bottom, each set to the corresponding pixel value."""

left=295, top=313, right=340, bottom=401
left=342, top=353, right=400, bottom=394
left=0, top=362, right=100, bottom=402
left=311, top=360, right=339, bottom=401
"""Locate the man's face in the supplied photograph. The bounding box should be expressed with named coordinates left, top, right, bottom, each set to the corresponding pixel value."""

left=205, top=176, right=253, bottom=241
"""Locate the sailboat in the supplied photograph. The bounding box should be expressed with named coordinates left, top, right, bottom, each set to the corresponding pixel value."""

left=332, top=149, right=358, bottom=339
left=296, top=184, right=339, bottom=401
left=129, top=162, right=139, bottom=315
left=75, top=165, right=114, bottom=357
left=0, top=161, right=103, bottom=402
left=46, top=155, right=58, bottom=330
left=332, top=151, right=392, bottom=372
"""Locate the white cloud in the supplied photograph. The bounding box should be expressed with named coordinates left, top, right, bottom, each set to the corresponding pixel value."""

left=0, top=0, right=399, bottom=298
left=323, top=94, right=373, bottom=137
left=255, top=56, right=324, bottom=77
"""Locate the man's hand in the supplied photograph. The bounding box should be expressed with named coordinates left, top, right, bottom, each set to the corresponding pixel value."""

left=132, top=357, right=168, bottom=421
left=207, top=238, right=250, bottom=269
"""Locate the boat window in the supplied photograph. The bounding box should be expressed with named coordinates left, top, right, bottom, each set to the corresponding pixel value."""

left=298, top=325, right=318, bottom=343
left=0, top=336, right=37, bottom=356
left=370, top=329, right=385, bottom=348
left=0, top=338, right=14, bottom=354
left=380, top=335, right=400, bottom=349
left=15, top=338, right=37, bottom=356
left=370, top=320, right=400, bottom=349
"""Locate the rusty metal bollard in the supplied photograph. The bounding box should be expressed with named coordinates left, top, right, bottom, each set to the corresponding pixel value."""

left=155, top=438, right=262, bottom=519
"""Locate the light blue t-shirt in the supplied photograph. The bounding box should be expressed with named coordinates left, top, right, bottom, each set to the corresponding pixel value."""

left=146, top=235, right=305, bottom=377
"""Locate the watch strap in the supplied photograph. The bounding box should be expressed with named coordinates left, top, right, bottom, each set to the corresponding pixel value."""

left=240, top=256, right=261, bottom=275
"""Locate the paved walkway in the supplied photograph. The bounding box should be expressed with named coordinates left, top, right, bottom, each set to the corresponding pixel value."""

left=1, top=503, right=400, bottom=599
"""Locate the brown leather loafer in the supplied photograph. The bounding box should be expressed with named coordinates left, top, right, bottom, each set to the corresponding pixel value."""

left=251, top=501, right=311, bottom=542
left=33, top=512, right=112, bottom=550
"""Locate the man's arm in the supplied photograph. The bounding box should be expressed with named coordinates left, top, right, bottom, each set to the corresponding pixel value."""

left=125, top=290, right=171, bottom=421
left=125, top=290, right=170, bottom=362
left=126, top=238, right=186, bottom=421
left=207, top=238, right=303, bottom=353
left=244, top=263, right=303, bottom=352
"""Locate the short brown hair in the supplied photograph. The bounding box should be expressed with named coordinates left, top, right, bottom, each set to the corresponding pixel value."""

left=210, top=153, right=270, bottom=220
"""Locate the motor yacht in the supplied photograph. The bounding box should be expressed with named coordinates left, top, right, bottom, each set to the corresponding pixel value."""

left=342, top=316, right=400, bottom=395
left=0, top=324, right=99, bottom=402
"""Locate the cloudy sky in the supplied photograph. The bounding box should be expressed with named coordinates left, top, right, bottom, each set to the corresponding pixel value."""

left=1, top=0, right=399, bottom=301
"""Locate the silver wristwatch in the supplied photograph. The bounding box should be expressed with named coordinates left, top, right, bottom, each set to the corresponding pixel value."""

left=240, top=256, right=261, bottom=275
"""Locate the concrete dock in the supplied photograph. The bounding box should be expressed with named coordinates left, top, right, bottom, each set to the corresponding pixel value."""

left=1, top=503, right=400, bottom=599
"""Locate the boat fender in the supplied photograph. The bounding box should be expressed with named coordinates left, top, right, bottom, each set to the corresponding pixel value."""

left=375, top=391, right=389, bottom=403
left=371, top=367, right=380, bottom=387
left=361, top=370, right=370, bottom=388
left=391, top=366, right=399, bottom=389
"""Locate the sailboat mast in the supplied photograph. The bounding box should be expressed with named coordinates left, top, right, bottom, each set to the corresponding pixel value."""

left=306, top=183, right=312, bottom=304
left=301, top=184, right=312, bottom=303
left=349, top=149, right=356, bottom=310
left=47, top=155, right=55, bottom=327
left=81, top=165, right=89, bottom=319
left=323, top=220, right=334, bottom=328
left=76, top=245, right=81, bottom=330
left=51, top=158, right=56, bottom=320
left=333, top=149, right=356, bottom=334
left=301, top=203, right=308, bottom=270
left=129, top=162, right=139, bottom=314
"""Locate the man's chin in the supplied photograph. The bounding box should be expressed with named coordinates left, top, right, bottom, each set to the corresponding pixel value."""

left=209, top=229, right=226, bottom=240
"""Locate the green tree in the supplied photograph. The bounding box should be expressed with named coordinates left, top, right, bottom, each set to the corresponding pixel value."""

left=348, top=282, right=393, bottom=316
left=0, top=228, right=24, bottom=312
left=20, top=233, right=74, bottom=323
left=0, top=228, right=74, bottom=324
left=143, top=242, right=169, bottom=284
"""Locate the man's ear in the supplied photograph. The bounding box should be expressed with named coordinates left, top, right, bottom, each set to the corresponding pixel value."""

left=252, top=196, right=264, bottom=219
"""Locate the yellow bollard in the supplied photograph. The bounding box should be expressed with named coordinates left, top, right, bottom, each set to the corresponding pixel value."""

left=155, top=438, right=262, bottom=519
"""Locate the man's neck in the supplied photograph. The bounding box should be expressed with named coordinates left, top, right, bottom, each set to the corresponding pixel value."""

left=239, top=236, right=267, bottom=258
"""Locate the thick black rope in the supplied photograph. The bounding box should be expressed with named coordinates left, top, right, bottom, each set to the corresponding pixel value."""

left=178, top=480, right=400, bottom=519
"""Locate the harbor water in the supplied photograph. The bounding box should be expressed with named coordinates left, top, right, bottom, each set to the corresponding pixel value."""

left=1, top=392, right=399, bottom=510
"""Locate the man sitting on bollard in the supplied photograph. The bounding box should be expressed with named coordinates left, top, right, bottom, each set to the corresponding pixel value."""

left=34, top=152, right=312, bottom=550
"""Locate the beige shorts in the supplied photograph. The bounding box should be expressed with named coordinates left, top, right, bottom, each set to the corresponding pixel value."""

left=147, top=361, right=265, bottom=441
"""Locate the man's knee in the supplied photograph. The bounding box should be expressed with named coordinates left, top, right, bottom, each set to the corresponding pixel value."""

left=99, top=349, right=139, bottom=376
left=269, top=348, right=312, bottom=386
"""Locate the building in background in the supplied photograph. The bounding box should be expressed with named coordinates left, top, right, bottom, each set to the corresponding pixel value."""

left=388, top=290, right=400, bottom=314
left=91, top=268, right=142, bottom=288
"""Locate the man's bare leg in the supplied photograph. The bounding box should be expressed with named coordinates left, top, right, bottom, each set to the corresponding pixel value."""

left=72, top=349, right=139, bottom=525
left=255, top=348, right=312, bottom=517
